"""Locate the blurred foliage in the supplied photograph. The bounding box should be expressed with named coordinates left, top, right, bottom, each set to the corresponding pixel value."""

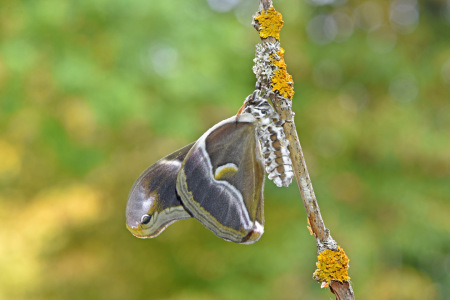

left=1, top=0, right=449, bottom=299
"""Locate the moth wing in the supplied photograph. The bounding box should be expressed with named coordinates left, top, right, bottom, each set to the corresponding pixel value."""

left=126, top=143, right=193, bottom=238
left=177, top=114, right=265, bottom=244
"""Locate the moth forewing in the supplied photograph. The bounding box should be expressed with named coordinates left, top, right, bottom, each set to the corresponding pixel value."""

left=176, top=115, right=265, bottom=244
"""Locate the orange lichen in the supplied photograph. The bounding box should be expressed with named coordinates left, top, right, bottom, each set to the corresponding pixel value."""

left=307, top=217, right=314, bottom=235
left=270, top=48, right=294, bottom=99
left=313, top=246, right=350, bottom=284
left=254, top=6, right=284, bottom=40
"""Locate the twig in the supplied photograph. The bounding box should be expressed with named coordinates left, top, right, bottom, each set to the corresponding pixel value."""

left=251, top=0, right=355, bottom=299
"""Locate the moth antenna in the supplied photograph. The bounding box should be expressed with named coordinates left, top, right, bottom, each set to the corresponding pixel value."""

left=235, top=103, right=246, bottom=118
left=236, top=90, right=258, bottom=118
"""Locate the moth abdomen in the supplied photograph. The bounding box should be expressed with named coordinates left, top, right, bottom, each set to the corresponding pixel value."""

left=242, top=93, right=294, bottom=187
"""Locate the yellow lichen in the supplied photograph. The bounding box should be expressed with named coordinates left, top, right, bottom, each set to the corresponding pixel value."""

left=254, top=6, right=284, bottom=40
left=313, top=246, right=350, bottom=284
left=270, top=48, right=294, bottom=99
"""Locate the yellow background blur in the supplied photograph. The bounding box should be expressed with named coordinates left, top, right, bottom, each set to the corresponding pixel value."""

left=1, top=0, right=449, bottom=299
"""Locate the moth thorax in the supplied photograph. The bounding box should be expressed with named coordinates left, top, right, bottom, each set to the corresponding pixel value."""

left=243, top=101, right=275, bottom=121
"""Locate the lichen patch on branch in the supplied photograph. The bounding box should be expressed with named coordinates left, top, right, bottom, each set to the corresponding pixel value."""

left=271, top=48, right=294, bottom=99
left=254, top=6, right=284, bottom=40
left=253, top=6, right=294, bottom=101
left=253, top=42, right=294, bottom=100
left=313, top=246, right=350, bottom=286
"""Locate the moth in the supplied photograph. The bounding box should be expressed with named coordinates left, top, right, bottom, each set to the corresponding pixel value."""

left=126, top=93, right=293, bottom=244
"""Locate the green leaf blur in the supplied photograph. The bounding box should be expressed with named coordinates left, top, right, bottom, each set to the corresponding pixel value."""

left=0, top=0, right=449, bottom=299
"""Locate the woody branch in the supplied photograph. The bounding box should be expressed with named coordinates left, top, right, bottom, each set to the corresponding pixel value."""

left=252, top=0, right=354, bottom=299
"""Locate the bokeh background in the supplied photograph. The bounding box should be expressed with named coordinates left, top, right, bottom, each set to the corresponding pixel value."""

left=1, top=0, right=449, bottom=299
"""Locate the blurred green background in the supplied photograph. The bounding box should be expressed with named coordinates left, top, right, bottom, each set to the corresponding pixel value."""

left=1, top=0, right=449, bottom=299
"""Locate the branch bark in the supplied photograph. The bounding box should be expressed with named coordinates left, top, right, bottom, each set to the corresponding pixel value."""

left=253, top=0, right=354, bottom=299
